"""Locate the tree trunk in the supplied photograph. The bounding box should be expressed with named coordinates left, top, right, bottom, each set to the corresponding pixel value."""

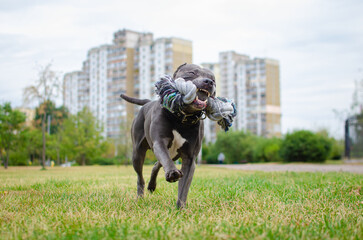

left=56, top=149, right=60, bottom=166
left=5, top=150, right=9, bottom=169
left=82, top=154, right=86, bottom=166
left=0, top=150, right=3, bottom=168
left=42, top=113, right=46, bottom=169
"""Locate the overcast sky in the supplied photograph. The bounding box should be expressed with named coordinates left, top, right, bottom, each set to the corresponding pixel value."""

left=0, top=0, right=362, bottom=138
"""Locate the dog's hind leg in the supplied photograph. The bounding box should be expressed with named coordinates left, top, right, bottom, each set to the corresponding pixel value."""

left=147, top=161, right=162, bottom=192
left=132, top=141, right=148, bottom=198
left=176, top=158, right=196, bottom=208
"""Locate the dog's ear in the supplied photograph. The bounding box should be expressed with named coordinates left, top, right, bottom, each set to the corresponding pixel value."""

left=173, top=63, right=187, bottom=80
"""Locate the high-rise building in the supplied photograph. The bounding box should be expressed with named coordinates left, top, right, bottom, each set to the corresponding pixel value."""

left=219, top=51, right=281, bottom=138
left=200, top=63, right=221, bottom=144
left=107, top=30, right=151, bottom=139
left=63, top=29, right=193, bottom=139
left=63, top=46, right=109, bottom=138
left=139, top=37, right=193, bottom=100
left=63, top=71, right=81, bottom=115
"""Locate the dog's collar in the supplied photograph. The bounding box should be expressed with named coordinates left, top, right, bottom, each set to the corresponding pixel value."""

left=168, top=108, right=206, bottom=125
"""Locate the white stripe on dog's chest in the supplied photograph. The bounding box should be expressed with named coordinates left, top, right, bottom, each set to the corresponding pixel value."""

left=169, top=130, right=186, bottom=159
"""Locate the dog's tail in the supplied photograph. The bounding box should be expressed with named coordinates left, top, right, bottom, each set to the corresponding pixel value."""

left=120, top=94, right=151, bottom=106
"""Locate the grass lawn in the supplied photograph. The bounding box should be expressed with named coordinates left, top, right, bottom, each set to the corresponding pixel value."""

left=0, top=166, right=362, bottom=239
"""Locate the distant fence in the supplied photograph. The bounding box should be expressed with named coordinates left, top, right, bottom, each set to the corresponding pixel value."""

left=345, top=115, right=363, bottom=159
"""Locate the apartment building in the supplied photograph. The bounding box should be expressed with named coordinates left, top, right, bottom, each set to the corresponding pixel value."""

left=219, top=51, right=281, bottom=138
left=63, top=29, right=193, bottom=139
left=139, top=37, right=193, bottom=100
left=63, top=45, right=109, bottom=138
left=200, top=63, right=221, bottom=144
left=63, top=71, right=81, bottom=115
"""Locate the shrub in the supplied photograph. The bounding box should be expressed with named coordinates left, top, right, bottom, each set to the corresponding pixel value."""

left=213, top=130, right=256, bottom=163
left=328, top=139, right=343, bottom=160
left=203, top=142, right=219, bottom=164
left=91, top=157, right=116, bottom=165
left=253, top=137, right=283, bottom=162
left=281, top=130, right=332, bottom=162
left=8, top=151, right=28, bottom=166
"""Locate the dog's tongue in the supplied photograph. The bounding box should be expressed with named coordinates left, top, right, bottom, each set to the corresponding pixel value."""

left=193, top=97, right=207, bottom=109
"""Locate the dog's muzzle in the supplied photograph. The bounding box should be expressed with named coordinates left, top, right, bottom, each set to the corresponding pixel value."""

left=192, top=89, right=210, bottom=109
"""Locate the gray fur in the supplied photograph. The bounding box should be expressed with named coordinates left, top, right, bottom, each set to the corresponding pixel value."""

left=120, top=64, right=216, bottom=208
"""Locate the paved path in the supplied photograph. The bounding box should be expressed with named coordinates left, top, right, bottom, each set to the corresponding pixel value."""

left=213, top=164, right=363, bottom=174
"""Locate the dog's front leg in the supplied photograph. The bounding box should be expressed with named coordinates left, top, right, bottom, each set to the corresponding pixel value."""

left=153, top=140, right=183, bottom=182
left=177, top=158, right=196, bottom=208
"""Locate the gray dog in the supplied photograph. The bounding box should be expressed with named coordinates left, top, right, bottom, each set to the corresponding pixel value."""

left=120, top=63, right=216, bottom=208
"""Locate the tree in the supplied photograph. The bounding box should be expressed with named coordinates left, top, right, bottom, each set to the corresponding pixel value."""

left=62, top=107, right=106, bottom=165
left=19, top=128, right=43, bottom=165
left=23, top=63, right=61, bottom=169
left=0, top=103, right=26, bottom=169
left=33, top=100, right=68, bottom=135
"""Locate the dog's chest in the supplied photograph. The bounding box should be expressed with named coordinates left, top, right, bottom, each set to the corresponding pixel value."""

left=169, top=130, right=187, bottom=159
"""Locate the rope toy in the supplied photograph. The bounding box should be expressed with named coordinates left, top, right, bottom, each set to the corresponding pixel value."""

left=155, top=75, right=237, bottom=131
left=205, top=97, right=237, bottom=131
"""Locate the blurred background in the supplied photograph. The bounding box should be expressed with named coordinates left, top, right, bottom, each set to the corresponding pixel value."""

left=0, top=0, right=362, bottom=167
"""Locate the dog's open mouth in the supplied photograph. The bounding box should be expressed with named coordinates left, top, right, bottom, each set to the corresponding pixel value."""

left=192, top=89, right=210, bottom=109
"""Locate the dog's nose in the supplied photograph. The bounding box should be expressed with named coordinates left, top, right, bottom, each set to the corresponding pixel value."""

left=203, top=78, right=214, bottom=86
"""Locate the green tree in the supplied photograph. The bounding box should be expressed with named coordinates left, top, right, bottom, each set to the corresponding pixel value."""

left=33, top=100, right=68, bottom=135
left=23, top=63, right=61, bottom=169
left=19, top=128, right=43, bottom=165
left=62, top=107, right=106, bottom=165
left=0, top=103, right=26, bottom=169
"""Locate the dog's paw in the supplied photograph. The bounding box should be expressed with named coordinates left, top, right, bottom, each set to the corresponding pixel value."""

left=165, top=169, right=183, bottom=182
left=147, top=182, right=156, bottom=192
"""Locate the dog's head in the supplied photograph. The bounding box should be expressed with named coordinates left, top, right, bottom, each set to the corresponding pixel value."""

left=173, top=63, right=216, bottom=113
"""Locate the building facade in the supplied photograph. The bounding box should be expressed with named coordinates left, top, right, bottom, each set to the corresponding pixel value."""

left=200, top=63, right=221, bottom=144
left=219, top=51, right=281, bottom=138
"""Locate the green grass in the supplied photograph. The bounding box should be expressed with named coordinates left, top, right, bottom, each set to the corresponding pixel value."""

left=0, top=166, right=362, bottom=239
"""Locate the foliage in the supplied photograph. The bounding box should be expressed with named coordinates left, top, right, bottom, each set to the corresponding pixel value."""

left=33, top=100, right=68, bottom=134
left=252, top=137, right=283, bottom=162
left=0, top=166, right=362, bottom=239
left=61, top=107, right=106, bottom=165
left=0, top=102, right=26, bottom=168
left=281, top=130, right=332, bottom=162
left=329, top=139, right=344, bottom=160
left=23, top=63, right=61, bottom=169
left=145, top=149, right=157, bottom=165
left=203, top=142, right=220, bottom=164
left=91, top=157, right=118, bottom=165
left=211, top=130, right=256, bottom=163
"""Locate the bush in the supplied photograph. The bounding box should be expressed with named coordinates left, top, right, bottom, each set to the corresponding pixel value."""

left=213, top=130, right=256, bottom=163
left=328, top=139, right=343, bottom=160
left=91, top=157, right=117, bottom=165
left=8, top=151, right=29, bottom=166
left=203, top=142, right=219, bottom=164
left=281, top=130, right=332, bottom=162
left=253, top=137, right=283, bottom=162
